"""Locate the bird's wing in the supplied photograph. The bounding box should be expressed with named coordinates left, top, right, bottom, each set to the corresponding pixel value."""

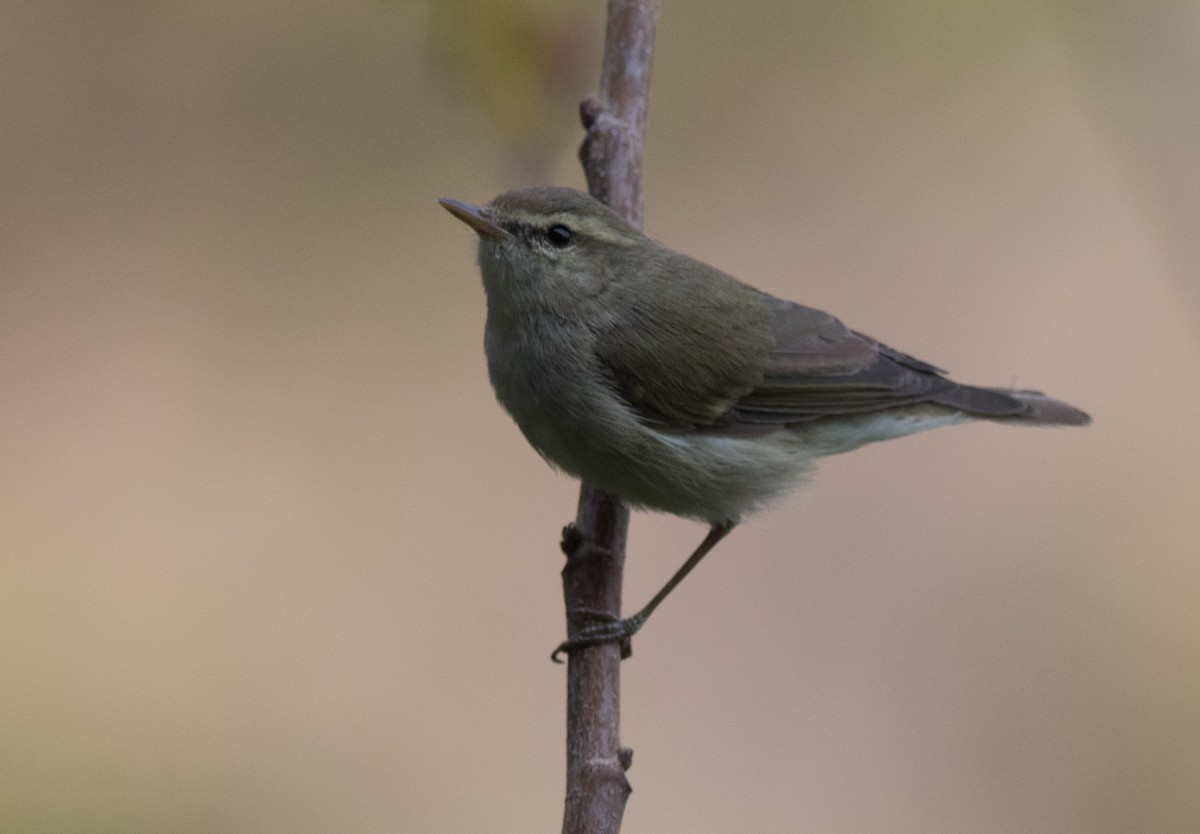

left=597, top=287, right=1027, bottom=433
left=592, top=260, right=775, bottom=430
left=730, top=296, right=1025, bottom=424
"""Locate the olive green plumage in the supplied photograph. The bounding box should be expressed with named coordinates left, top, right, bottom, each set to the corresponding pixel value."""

left=442, top=186, right=1088, bottom=525
left=441, top=186, right=1089, bottom=657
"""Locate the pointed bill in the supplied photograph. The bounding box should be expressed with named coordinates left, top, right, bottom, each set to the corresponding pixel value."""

left=438, top=198, right=509, bottom=239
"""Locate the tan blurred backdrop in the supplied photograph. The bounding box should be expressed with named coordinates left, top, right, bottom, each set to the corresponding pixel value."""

left=2, top=2, right=1198, bottom=832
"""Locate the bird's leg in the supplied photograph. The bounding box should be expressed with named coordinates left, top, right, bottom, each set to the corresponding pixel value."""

left=552, top=521, right=736, bottom=662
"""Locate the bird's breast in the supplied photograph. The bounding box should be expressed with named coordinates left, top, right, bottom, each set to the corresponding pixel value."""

left=484, top=314, right=623, bottom=476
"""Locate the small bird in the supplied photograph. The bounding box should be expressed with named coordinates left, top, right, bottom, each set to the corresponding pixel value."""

left=440, top=186, right=1089, bottom=659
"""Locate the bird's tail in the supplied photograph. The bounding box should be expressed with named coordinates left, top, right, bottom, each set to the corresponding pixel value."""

left=994, top=389, right=1091, bottom=426
left=934, top=385, right=1091, bottom=426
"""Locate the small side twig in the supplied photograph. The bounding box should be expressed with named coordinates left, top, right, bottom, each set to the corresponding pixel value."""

left=561, top=3, right=660, bottom=834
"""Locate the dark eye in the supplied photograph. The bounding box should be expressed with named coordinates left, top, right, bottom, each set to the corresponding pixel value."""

left=545, top=224, right=574, bottom=248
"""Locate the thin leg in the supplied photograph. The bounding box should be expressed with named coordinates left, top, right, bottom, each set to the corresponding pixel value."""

left=552, top=521, right=736, bottom=662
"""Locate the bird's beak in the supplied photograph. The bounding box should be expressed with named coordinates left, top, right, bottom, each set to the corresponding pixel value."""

left=438, top=198, right=509, bottom=240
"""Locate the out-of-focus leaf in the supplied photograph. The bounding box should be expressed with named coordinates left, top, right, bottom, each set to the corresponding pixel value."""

left=432, top=0, right=599, bottom=167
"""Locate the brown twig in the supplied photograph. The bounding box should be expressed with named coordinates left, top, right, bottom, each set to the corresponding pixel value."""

left=561, top=3, right=659, bottom=833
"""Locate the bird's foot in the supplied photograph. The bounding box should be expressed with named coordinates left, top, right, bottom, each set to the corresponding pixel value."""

left=551, top=611, right=648, bottom=663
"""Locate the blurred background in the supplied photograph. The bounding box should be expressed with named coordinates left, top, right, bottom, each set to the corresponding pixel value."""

left=2, top=1, right=1198, bottom=832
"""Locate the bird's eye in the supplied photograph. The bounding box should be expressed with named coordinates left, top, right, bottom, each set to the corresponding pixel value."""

left=545, top=224, right=574, bottom=248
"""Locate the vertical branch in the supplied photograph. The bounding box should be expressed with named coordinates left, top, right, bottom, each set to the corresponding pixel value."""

left=562, top=3, right=659, bottom=834
left=579, top=0, right=659, bottom=226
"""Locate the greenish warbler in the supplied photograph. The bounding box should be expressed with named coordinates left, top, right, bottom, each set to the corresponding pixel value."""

left=440, top=186, right=1089, bottom=659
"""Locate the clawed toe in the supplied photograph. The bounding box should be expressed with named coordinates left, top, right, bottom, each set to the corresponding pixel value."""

left=551, top=613, right=646, bottom=663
